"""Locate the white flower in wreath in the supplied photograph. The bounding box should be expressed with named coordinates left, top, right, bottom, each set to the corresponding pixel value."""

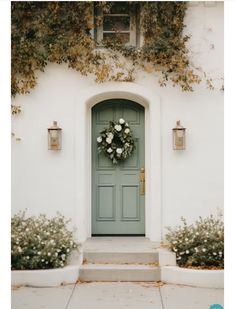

left=114, top=124, right=122, bottom=132
left=116, top=148, right=123, bottom=154
left=124, top=128, right=130, bottom=134
left=119, top=118, right=125, bottom=124
left=97, top=136, right=102, bottom=143
left=106, top=137, right=112, bottom=144
left=107, top=148, right=113, bottom=153
left=107, top=132, right=114, bottom=139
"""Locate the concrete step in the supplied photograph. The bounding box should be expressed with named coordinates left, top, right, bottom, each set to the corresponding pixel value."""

left=79, top=263, right=160, bottom=282
left=83, top=251, right=158, bottom=264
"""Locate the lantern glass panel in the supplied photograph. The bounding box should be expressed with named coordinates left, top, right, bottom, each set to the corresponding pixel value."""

left=48, top=127, right=62, bottom=150
left=176, top=129, right=184, bottom=138
left=173, top=129, right=185, bottom=150
left=50, top=129, right=58, bottom=139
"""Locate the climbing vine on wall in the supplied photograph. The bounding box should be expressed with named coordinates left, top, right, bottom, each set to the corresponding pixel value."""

left=12, top=1, right=217, bottom=99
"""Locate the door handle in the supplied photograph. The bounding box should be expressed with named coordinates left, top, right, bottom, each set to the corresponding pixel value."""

left=140, top=167, right=145, bottom=195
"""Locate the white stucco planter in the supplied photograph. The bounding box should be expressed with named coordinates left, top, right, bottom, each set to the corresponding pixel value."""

left=11, top=251, right=83, bottom=287
left=11, top=264, right=80, bottom=287
left=161, top=266, right=224, bottom=288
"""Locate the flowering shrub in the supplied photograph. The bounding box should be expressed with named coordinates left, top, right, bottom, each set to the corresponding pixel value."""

left=166, top=215, right=224, bottom=267
left=11, top=211, right=79, bottom=270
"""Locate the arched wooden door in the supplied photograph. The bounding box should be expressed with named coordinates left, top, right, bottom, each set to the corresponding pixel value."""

left=92, top=99, right=145, bottom=235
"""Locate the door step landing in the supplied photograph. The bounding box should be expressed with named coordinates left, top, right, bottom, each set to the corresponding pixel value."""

left=79, top=237, right=175, bottom=282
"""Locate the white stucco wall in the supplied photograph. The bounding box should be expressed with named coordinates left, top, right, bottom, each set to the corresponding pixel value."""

left=12, top=2, right=224, bottom=241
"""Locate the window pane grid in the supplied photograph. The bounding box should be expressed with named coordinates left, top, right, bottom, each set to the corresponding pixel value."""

left=95, top=2, right=138, bottom=47
left=103, top=31, right=130, bottom=33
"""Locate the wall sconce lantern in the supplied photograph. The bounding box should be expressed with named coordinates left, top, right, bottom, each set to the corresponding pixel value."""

left=172, top=120, right=186, bottom=150
left=48, top=121, right=62, bottom=150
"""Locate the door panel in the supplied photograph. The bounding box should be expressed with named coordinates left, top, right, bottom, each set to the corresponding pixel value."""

left=97, top=185, right=116, bottom=220
left=121, top=185, right=140, bottom=221
left=92, top=99, right=145, bottom=235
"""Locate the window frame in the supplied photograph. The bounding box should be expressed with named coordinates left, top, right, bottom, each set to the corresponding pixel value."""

left=94, top=3, right=139, bottom=47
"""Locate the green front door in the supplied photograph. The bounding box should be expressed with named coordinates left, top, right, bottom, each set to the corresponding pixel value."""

left=92, top=99, right=145, bottom=235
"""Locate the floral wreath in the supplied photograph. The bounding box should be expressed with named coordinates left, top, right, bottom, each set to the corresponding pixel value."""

left=97, top=118, right=135, bottom=164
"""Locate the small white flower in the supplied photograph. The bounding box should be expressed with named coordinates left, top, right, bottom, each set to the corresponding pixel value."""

left=55, top=252, right=58, bottom=257
left=195, top=248, right=198, bottom=252
left=107, top=133, right=114, bottom=139
left=213, top=252, right=217, bottom=255
left=219, top=251, right=223, bottom=255
left=177, top=256, right=182, bottom=260
left=37, top=251, right=41, bottom=255
left=196, top=232, right=199, bottom=235
left=119, top=118, right=125, bottom=124
left=62, top=254, right=66, bottom=260
left=124, top=128, right=130, bottom=134
left=47, top=252, right=51, bottom=256
left=204, top=239, right=207, bottom=243
left=67, top=249, right=70, bottom=253
left=97, top=136, right=102, bottom=143
left=106, top=138, right=112, bottom=144
left=202, top=248, right=206, bottom=252
left=116, top=148, right=123, bottom=154
left=186, top=250, right=190, bottom=254
left=26, top=228, right=29, bottom=232
left=185, top=238, right=188, bottom=241
left=114, top=124, right=122, bottom=132
left=173, top=241, right=177, bottom=244
left=179, top=252, right=184, bottom=255
left=107, top=148, right=113, bottom=153
left=173, top=248, right=178, bottom=252
left=26, top=256, right=30, bottom=260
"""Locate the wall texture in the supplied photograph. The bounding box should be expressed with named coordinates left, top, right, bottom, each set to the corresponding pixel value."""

left=12, top=2, right=224, bottom=241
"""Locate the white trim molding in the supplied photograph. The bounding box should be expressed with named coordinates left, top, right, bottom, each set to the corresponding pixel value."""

left=74, top=82, right=162, bottom=242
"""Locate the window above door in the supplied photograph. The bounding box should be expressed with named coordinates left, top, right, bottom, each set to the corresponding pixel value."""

left=94, top=2, right=140, bottom=47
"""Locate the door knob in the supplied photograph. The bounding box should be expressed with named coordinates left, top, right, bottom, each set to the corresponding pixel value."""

left=140, top=167, right=145, bottom=195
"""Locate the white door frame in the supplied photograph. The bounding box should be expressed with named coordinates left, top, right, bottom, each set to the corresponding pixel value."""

left=74, top=82, right=162, bottom=242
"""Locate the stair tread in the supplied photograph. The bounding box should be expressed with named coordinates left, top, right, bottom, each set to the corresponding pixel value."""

left=84, top=251, right=158, bottom=253
left=80, top=263, right=159, bottom=269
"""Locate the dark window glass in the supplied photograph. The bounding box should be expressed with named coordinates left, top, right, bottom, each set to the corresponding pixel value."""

left=108, top=2, right=129, bottom=14
left=103, top=16, right=130, bottom=32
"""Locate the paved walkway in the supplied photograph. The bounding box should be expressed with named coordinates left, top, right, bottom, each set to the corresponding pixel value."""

left=12, top=282, right=224, bottom=309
